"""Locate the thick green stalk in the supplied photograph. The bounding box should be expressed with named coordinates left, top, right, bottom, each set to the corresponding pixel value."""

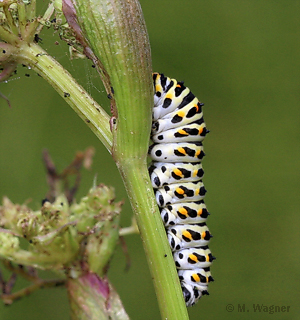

left=70, top=0, right=189, bottom=318
left=119, top=160, right=189, bottom=319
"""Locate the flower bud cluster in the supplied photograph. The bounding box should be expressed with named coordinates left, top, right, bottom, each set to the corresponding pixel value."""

left=0, top=184, right=122, bottom=274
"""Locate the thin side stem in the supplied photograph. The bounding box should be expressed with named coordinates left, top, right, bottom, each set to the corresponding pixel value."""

left=0, top=24, right=19, bottom=43
left=1, top=278, right=66, bottom=305
left=17, top=1, right=27, bottom=37
left=26, top=0, right=36, bottom=21
left=2, top=6, right=18, bottom=35
left=36, top=3, right=54, bottom=34
left=16, top=42, right=113, bottom=152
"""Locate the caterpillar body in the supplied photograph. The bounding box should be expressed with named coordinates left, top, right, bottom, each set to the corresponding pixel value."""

left=149, top=73, right=214, bottom=306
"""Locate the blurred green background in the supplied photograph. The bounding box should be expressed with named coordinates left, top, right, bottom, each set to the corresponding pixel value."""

left=0, top=1, right=299, bottom=319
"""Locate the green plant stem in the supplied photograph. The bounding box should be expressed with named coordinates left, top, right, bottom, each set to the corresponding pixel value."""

left=15, top=42, right=113, bottom=152
left=27, top=0, right=36, bottom=21
left=2, top=6, right=18, bottom=36
left=0, top=25, right=18, bottom=43
left=118, top=160, right=189, bottom=319
left=70, top=0, right=190, bottom=317
left=17, top=1, right=27, bottom=37
left=36, top=3, right=54, bottom=34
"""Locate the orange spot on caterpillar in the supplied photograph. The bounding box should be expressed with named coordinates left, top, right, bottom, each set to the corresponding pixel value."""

left=178, top=207, right=188, bottom=217
left=178, top=129, right=188, bottom=135
left=189, top=254, right=198, bottom=263
left=177, top=147, right=187, bottom=155
left=176, top=187, right=185, bottom=195
left=174, top=168, right=183, bottom=177
left=182, top=230, right=192, bottom=240
left=197, top=208, right=203, bottom=216
left=192, top=273, right=200, bottom=282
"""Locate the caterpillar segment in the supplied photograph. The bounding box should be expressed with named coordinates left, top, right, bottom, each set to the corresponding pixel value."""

left=167, top=223, right=212, bottom=251
left=149, top=142, right=205, bottom=163
left=152, top=121, right=208, bottom=144
left=173, top=246, right=215, bottom=269
left=152, top=101, right=204, bottom=135
left=149, top=162, right=204, bottom=188
left=155, top=181, right=206, bottom=208
left=160, top=201, right=209, bottom=227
